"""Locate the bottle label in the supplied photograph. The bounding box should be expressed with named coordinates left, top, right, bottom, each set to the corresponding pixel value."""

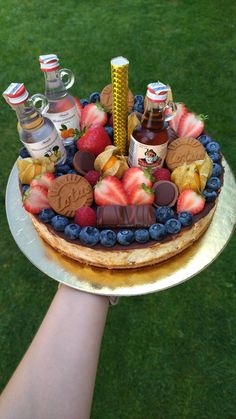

left=22, top=127, right=66, bottom=163
left=128, top=135, right=167, bottom=170
left=43, top=106, right=80, bottom=141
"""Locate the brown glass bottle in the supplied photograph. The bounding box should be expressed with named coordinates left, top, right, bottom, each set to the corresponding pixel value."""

left=128, top=82, right=169, bottom=170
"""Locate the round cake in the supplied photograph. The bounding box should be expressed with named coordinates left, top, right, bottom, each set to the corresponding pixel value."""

left=17, top=94, right=223, bottom=270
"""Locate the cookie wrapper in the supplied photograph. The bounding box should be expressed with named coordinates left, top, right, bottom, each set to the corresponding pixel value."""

left=110, top=57, right=129, bottom=155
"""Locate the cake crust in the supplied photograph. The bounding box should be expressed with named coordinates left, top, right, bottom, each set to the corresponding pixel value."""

left=29, top=204, right=216, bottom=269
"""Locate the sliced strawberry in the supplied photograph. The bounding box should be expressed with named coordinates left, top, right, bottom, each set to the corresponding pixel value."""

left=80, top=103, right=108, bottom=130
left=94, top=176, right=128, bottom=206
left=168, top=103, right=188, bottom=133
left=30, top=172, right=56, bottom=191
left=177, top=189, right=205, bottom=215
left=128, top=184, right=154, bottom=205
left=23, top=185, right=50, bottom=214
left=122, top=167, right=154, bottom=197
left=77, top=124, right=112, bottom=156
left=177, top=112, right=204, bottom=138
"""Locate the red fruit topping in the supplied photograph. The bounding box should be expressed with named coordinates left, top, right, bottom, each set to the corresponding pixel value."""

left=30, top=172, right=56, bottom=191
left=23, top=185, right=50, bottom=214
left=153, top=168, right=171, bottom=182
left=94, top=176, right=128, bottom=206
left=177, top=189, right=205, bottom=215
left=80, top=103, right=108, bottom=130
left=177, top=112, right=204, bottom=138
left=168, top=103, right=188, bottom=133
left=74, top=206, right=97, bottom=227
left=77, top=124, right=112, bottom=156
left=122, top=167, right=154, bottom=197
left=128, top=184, right=154, bottom=205
left=84, top=170, right=101, bottom=186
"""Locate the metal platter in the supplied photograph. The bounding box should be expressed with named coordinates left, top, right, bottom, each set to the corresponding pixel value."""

left=5, top=159, right=236, bottom=296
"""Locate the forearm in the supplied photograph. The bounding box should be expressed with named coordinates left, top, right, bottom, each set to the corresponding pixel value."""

left=0, top=285, right=109, bottom=419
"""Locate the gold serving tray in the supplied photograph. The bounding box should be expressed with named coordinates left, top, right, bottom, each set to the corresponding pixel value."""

left=6, top=159, right=236, bottom=296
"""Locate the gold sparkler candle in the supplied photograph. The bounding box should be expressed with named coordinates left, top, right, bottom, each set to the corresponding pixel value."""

left=111, top=56, right=129, bottom=155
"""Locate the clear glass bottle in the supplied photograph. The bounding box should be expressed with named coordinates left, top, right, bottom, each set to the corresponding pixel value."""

left=32, top=54, right=81, bottom=146
left=3, top=83, right=66, bottom=163
left=128, top=81, right=176, bottom=170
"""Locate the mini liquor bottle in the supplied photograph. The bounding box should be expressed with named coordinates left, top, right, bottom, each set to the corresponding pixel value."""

left=3, top=83, right=66, bottom=163
left=32, top=54, right=81, bottom=146
left=128, top=81, right=175, bottom=170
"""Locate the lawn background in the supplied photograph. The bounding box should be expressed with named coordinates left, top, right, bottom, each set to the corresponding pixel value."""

left=0, top=1, right=236, bottom=418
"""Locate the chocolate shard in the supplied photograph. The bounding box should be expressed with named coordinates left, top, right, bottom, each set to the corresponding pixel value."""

left=97, top=205, right=156, bottom=228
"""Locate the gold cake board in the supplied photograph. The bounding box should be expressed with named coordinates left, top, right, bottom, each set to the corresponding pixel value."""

left=6, top=159, right=236, bottom=296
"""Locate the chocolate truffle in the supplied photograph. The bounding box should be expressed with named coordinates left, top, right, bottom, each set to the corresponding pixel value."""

left=73, top=150, right=95, bottom=175
left=153, top=181, right=179, bottom=207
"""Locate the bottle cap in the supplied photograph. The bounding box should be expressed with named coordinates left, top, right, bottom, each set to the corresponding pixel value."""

left=39, top=54, right=60, bottom=72
left=3, top=83, right=29, bottom=105
left=147, top=82, right=168, bottom=103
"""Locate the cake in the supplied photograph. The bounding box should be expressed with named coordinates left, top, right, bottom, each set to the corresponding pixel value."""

left=17, top=92, right=223, bottom=270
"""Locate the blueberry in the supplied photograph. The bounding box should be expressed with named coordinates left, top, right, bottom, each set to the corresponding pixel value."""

left=134, top=95, right=144, bottom=104
left=55, top=163, right=71, bottom=174
left=67, top=169, right=77, bottom=174
left=165, top=218, right=182, bottom=234
left=206, top=176, right=222, bottom=191
left=51, top=215, right=69, bottom=231
left=208, top=151, right=221, bottom=163
left=117, top=230, right=134, bottom=246
left=212, top=163, right=222, bottom=177
left=134, top=229, right=150, bottom=243
left=80, top=98, right=89, bottom=107
left=67, top=142, right=77, bottom=156
left=64, top=223, right=81, bottom=240
left=19, top=147, right=30, bottom=158
left=105, top=126, right=114, bottom=138
left=39, top=208, right=56, bottom=223
left=206, top=141, right=221, bottom=154
left=89, top=92, right=100, bottom=103
left=100, top=229, right=117, bottom=247
left=79, top=226, right=100, bottom=246
left=56, top=172, right=64, bottom=177
left=202, top=189, right=217, bottom=202
left=197, top=134, right=212, bottom=147
left=149, top=223, right=167, bottom=241
left=65, top=155, right=74, bottom=165
left=156, top=206, right=175, bottom=223
left=133, top=102, right=144, bottom=113
left=178, top=211, right=193, bottom=227
left=22, top=184, right=30, bottom=194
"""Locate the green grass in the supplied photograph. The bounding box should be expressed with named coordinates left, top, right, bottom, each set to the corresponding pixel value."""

left=0, top=0, right=236, bottom=417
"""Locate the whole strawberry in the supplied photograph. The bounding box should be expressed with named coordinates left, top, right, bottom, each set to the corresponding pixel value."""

left=77, top=124, right=112, bottom=156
